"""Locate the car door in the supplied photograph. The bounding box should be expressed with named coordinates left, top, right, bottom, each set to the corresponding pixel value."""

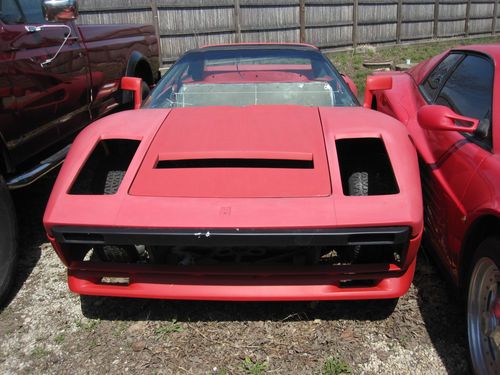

left=418, top=52, right=493, bottom=278
left=0, top=0, right=90, bottom=167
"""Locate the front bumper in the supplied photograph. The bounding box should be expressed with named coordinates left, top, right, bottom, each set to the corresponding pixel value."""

left=51, top=226, right=422, bottom=301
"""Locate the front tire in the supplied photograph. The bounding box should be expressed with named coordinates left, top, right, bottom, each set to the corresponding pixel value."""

left=0, top=176, right=17, bottom=307
left=467, top=237, right=500, bottom=375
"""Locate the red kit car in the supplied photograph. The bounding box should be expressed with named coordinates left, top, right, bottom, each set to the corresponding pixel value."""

left=44, top=44, right=422, bottom=305
left=368, top=45, right=500, bottom=374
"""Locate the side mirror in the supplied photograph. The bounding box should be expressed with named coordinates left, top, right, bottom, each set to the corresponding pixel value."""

left=43, top=0, right=79, bottom=22
left=341, top=74, right=358, bottom=97
left=363, top=75, right=392, bottom=108
left=417, top=105, right=479, bottom=133
left=121, top=77, right=143, bottom=110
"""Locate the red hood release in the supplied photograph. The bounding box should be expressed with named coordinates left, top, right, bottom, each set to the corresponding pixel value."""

left=129, top=106, right=332, bottom=197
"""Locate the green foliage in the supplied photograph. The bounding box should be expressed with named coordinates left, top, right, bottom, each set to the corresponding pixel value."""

left=320, top=356, right=351, bottom=375
left=155, top=319, right=183, bottom=337
left=241, top=357, right=268, bottom=375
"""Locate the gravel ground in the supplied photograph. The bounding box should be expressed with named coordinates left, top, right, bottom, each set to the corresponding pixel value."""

left=0, top=174, right=471, bottom=374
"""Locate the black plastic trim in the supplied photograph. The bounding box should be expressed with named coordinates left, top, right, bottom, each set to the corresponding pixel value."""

left=52, top=226, right=411, bottom=247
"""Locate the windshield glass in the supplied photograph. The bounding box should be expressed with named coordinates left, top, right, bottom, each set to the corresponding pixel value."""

left=144, top=47, right=357, bottom=108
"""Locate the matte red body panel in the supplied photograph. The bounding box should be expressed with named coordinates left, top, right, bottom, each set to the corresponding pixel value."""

left=370, top=44, right=500, bottom=286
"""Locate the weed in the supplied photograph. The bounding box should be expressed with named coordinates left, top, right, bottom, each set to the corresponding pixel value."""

left=155, top=319, right=183, bottom=337
left=54, top=333, right=65, bottom=344
left=31, top=346, right=50, bottom=359
left=242, top=357, right=268, bottom=375
left=320, top=356, right=351, bottom=375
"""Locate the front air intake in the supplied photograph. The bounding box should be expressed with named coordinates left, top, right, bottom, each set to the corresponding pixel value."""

left=156, top=158, right=314, bottom=169
left=69, top=139, right=140, bottom=195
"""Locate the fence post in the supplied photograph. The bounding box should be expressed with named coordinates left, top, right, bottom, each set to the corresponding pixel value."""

left=150, top=0, right=162, bottom=62
left=299, top=0, right=306, bottom=43
left=396, top=0, right=403, bottom=43
left=433, top=0, right=439, bottom=38
left=234, top=0, right=241, bottom=42
left=464, top=0, right=471, bottom=36
left=353, top=0, right=359, bottom=48
left=492, top=0, right=498, bottom=35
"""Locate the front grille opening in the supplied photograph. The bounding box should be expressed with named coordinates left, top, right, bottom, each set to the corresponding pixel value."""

left=336, top=138, right=399, bottom=196
left=69, top=139, right=140, bottom=195
left=156, top=158, right=314, bottom=169
left=75, top=243, right=403, bottom=267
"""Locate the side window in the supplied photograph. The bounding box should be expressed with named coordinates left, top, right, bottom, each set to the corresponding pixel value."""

left=0, top=0, right=23, bottom=23
left=0, top=0, right=46, bottom=24
left=435, top=55, right=493, bottom=121
left=420, top=53, right=462, bottom=101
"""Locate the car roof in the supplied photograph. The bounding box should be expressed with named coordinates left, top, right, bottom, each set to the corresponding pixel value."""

left=451, top=44, right=500, bottom=61
left=192, top=42, right=320, bottom=53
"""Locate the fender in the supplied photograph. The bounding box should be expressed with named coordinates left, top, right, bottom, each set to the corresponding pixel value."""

left=0, top=133, right=13, bottom=175
left=125, top=51, right=153, bottom=84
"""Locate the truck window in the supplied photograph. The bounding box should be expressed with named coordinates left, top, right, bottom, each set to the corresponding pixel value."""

left=0, top=0, right=46, bottom=24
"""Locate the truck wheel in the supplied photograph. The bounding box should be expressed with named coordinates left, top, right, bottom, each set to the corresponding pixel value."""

left=96, top=170, right=138, bottom=263
left=467, top=237, right=500, bottom=375
left=348, top=171, right=369, bottom=196
left=141, top=80, right=150, bottom=100
left=0, top=176, right=17, bottom=307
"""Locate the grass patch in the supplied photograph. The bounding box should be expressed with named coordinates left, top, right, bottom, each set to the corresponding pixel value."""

left=75, top=318, right=100, bottom=332
left=31, top=346, right=51, bottom=359
left=155, top=319, right=183, bottom=337
left=54, top=333, right=65, bottom=344
left=241, top=357, right=268, bottom=375
left=328, top=36, right=500, bottom=97
left=320, top=356, right=351, bottom=375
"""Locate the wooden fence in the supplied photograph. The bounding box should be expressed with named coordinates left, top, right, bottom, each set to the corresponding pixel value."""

left=78, top=0, right=500, bottom=64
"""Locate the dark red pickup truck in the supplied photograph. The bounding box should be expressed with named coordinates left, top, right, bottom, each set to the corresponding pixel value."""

left=0, top=0, right=159, bottom=304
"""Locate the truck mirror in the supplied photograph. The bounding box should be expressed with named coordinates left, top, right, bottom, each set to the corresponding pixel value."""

left=43, top=0, right=79, bottom=22
left=121, top=77, right=143, bottom=110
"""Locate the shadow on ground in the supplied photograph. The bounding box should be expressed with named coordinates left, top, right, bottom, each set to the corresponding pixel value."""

left=1, top=173, right=56, bottom=310
left=413, top=247, right=470, bottom=374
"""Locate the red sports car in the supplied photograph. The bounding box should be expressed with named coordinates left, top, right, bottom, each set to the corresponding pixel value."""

left=43, top=44, right=422, bottom=305
left=368, top=44, right=500, bottom=374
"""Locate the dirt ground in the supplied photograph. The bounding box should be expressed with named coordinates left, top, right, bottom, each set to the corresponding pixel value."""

left=0, top=173, right=470, bottom=375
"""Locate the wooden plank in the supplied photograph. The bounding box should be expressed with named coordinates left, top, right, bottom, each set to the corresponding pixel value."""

left=150, top=0, right=162, bottom=58
left=397, top=0, right=403, bottom=41
left=465, top=0, right=471, bottom=35
left=234, top=0, right=241, bottom=42
left=300, top=0, right=306, bottom=42
left=433, top=0, right=439, bottom=37
left=353, top=0, right=359, bottom=47
left=492, top=0, right=499, bottom=34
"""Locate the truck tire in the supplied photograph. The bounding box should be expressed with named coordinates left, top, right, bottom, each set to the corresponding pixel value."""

left=95, top=170, right=138, bottom=263
left=348, top=171, right=369, bottom=196
left=0, top=176, right=17, bottom=307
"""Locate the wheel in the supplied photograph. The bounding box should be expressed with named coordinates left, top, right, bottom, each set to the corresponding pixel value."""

left=95, top=170, right=138, bottom=263
left=103, top=170, right=125, bottom=195
left=467, top=237, right=500, bottom=375
left=140, top=80, right=150, bottom=100
left=348, top=171, right=368, bottom=196
left=0, top=175, right=17, bottom=307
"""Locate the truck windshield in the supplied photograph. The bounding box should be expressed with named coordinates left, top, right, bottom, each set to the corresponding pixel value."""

left=144, top=47, right=357, bottom=108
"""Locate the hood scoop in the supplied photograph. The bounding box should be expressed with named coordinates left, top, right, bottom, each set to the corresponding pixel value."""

left=129, top=106, right=331, bottom=198
left=155, top=151, right=314, bottom=169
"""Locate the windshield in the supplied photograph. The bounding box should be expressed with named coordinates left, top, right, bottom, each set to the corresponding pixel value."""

left=144, top=47, right=358, bottom=109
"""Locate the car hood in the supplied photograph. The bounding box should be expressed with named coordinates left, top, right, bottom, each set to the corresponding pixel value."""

left=129, top=106, right=332, bottom=198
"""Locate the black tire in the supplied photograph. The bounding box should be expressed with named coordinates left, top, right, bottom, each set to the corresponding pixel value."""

left=0, top=176, right=17, bottom=307
left=97, top=170, right=137, bottom=263
left=103, top=170, right=125, bottom=195
left=348, top=171, right=369, bottom=196
left=467, top=237, right=500, bottom=375
left=141, top=80, right=150, bottom=100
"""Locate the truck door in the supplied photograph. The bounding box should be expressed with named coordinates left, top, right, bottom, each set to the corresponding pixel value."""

left=0, top=0, right=90, bottom=167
